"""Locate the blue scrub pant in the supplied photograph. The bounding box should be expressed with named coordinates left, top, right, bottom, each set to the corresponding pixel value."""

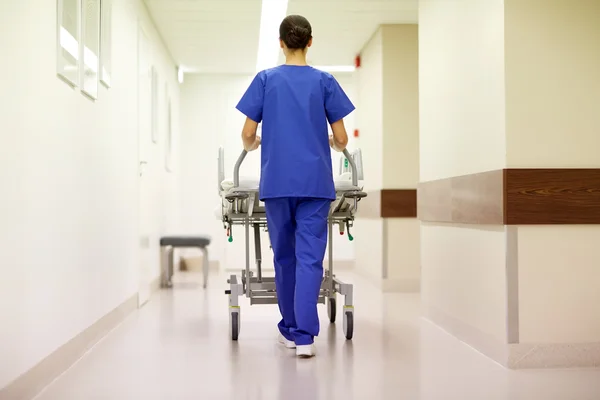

left=264, top=197, right=331, bottom=346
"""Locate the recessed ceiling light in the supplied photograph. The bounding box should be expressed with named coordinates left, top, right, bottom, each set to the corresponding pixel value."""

left=178, top=66, right=184, bottom=83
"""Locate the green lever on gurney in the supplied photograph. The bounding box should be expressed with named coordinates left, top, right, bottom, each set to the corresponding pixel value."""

left=345, top=221, right=354, bottom=241
left=228, top=236, right=233, bottom=243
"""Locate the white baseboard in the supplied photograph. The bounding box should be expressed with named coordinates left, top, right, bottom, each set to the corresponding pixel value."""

left=179, top=257, right=220, bottom=272
left=150, top=276, right=161, bottom=293
left=353, top=266, right=383, bottom=287
left=353, top=266, right=420, bottom=293
left=0, top=294, right=138, bottom=400
left=327, top=259, right=355, bottom=270
left=508, top=342, right=600, bottom=369
left=423, top=304, right=600, bottom=369
left=381, top=278, right=420, bottom=293
left=423, top=303, right=509, bottom=367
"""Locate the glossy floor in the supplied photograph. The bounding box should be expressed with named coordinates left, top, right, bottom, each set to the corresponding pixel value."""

left=36, top=272, right=600, bottom=400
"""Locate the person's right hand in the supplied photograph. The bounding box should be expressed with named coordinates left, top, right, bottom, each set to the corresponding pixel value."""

left=247, top=136, right=261, bottom=152
left=329, top=135, right=342, bottom=152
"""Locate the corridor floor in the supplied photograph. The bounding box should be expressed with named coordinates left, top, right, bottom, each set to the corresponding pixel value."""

left=35, top=271, right=600, bottom=400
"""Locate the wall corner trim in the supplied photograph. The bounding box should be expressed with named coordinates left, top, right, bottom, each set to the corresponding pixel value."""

left=0, top=294, right=138, bottom=399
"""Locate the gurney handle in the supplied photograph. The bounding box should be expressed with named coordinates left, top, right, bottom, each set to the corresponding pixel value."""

left=233, top=150, right=248, bottom=188
left=342, top=149, right=359, bottom=188
left=232, top=148, right=359, bottom=188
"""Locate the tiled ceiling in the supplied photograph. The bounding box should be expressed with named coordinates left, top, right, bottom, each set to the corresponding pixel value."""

left=282, top=0, right=418, bottom=66
left=144, top=0, right=262, bottom=74
left=144, top=0, right=418, bottom=75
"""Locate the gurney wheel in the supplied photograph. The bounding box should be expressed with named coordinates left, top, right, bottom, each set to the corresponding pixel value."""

left=230, top=310, right=240, bottom=341
left=343, top=310, right=354, bottom=340
left=327, top=297, right=336, bottom=323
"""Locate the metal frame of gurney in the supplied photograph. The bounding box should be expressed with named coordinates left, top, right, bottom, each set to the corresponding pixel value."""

left=217, top=146, right=366, bottom=341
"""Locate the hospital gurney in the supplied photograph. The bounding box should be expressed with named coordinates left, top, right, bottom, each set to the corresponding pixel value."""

left=217, top=147, right=366, bottom=341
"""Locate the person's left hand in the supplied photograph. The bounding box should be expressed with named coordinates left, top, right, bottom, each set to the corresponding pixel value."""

left=247, top=136, right=261, bottom=151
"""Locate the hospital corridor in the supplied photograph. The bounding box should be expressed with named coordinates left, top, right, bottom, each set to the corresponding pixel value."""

left=1, top=0, right=600, bottom=399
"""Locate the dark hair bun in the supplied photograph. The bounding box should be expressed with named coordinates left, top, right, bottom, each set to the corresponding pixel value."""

left=279, top=15, right=312, bottom=50
left=286, top=26, right=311, bottom=49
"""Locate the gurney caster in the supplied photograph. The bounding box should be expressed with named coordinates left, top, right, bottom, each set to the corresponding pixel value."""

left=229, top=307, right=240, bottom=341
left=327, top=297, right=336, bottom=323
left=343, top=307, right=354, bottom=340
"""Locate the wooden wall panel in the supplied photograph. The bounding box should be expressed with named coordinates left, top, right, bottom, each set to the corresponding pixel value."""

left=417, top=169, right=600, bottom=225
left=355, top=190, right=381, bottom=219
left=418, top=170, right=504, bottom=225
left=381, top=189, right=417, bottom=218
left=504, top=169, right=600, bottom=225
left=356, top=190, right=417, bottom=219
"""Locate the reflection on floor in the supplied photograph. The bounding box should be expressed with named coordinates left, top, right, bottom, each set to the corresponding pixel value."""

left=35, top=271, right=600, bottom=400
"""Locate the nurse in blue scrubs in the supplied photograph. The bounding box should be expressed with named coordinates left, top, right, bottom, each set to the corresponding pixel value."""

left=236, top=15, right=354, bottom=358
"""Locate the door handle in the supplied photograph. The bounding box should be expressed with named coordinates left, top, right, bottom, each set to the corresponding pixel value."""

left=139, top=161, right=148, bottom=177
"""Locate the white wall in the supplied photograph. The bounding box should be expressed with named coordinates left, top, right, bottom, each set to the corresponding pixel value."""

left=355, top=28, right=384, bottom=192
left=503, top=0, right=600, bottom=345
left=418, top=0, right=509, bottom=347
left=353, top=28, right=384, bottom=282
left=517, top=226, right=600, bottom=343
left=386, top=219, right=420, bottom=284
left=381, top=25, right=421, bottom=291
left=419, top=0, right=506, bottom=182
left=420, top=224, right=508, bottom=343
left=178, top=74, right=249, bottom=271
left=419, top=0, right=600, bottom=357
left=178, top=72, right=357, bottom=270
left=382, top=24, right=419, bottom=190
left=354, top=25, right=421, bottom=289
left=0, top=0, right=180, bottom=389
left=504, top=0, right=600, bottom=168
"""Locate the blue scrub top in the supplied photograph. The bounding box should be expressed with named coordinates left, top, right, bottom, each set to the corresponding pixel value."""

left=236, top=65, right=355, bottom=201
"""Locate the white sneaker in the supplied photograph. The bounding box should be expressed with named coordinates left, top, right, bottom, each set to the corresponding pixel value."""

left=296, top=344, right=316, bottom=358
left=278, top=334, right=296, bottom=349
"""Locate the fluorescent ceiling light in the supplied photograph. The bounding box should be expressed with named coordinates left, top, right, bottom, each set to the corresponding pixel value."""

left=312, top=65, right=356, bottom=73
left=256, top=0, right=289, bottom=71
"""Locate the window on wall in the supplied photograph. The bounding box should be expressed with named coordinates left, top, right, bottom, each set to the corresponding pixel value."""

left=151, top=67, right=159, bottom=143
left=57, top=0, right=81, bottom=86
left=165, top=83, right=173, bottom=172
left=57, top=0, right=113, bottom=96
left=81, top=0, right=100, bottom=99
left=100, top=0, right=112, bottom=87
